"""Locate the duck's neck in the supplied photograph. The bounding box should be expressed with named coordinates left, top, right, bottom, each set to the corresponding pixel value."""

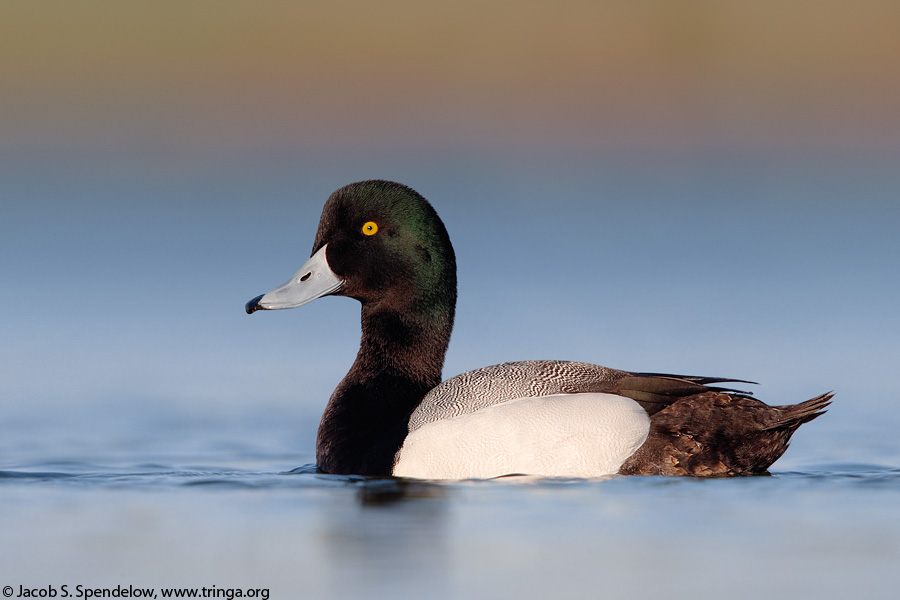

left=316, top=300, right=454, bottom=475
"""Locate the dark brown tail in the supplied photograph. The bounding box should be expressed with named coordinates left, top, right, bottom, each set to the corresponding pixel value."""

left=739, top=392, right=834, bottom=474
left=620, top=390, right=834, bottom=477
left=767, top=392, right=834, bottom=431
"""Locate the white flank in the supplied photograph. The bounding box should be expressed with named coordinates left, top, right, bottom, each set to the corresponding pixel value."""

left=392, top=393, right=650, bottom=480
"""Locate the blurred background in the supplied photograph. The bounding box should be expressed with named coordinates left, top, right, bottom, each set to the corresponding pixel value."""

left=2, top=0, right=899, bottom=463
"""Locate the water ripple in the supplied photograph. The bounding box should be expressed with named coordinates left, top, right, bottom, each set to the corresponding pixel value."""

left=2, top=461, right=900, bottom=491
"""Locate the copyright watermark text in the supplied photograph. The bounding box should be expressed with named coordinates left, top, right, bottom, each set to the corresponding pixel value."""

left=2, top=585, right=269, bottom=600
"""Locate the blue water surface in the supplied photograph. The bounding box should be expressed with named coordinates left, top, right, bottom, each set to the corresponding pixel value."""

left=2, top=402, right=899, bottom=600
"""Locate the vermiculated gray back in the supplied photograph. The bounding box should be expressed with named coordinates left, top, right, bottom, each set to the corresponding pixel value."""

left=408, top=360, right=627, bottom=431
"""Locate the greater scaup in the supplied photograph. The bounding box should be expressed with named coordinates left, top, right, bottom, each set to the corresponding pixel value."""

left=246, top=180, right=831, bottom=478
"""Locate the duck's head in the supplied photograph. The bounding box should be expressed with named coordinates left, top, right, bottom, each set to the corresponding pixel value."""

left=246, top=180, right=457, bottom=319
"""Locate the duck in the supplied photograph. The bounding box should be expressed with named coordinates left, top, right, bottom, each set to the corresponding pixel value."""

left=246, top=180, right=832, bottom=479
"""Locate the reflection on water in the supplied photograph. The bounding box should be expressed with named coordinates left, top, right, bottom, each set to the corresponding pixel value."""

left=2, top=461, right=900, bottom=600
left=1, top=406, right=899, bottom=600
left=319, top=479, right=451, bottom=599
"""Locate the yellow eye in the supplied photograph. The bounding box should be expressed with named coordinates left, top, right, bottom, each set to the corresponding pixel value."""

left=362, top=221, right=378, bottom=236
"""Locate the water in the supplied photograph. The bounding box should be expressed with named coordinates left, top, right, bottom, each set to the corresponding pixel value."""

left=2, top=404, right=899, bottom=600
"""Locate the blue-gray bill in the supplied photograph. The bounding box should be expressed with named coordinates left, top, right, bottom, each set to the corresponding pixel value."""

left=245, top=244, right=343, bottom=314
